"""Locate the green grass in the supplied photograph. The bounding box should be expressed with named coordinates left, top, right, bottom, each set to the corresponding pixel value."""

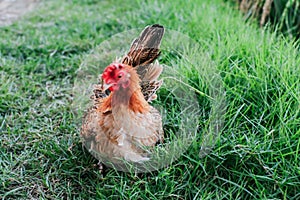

left=1, top=0, right=300, bottom=199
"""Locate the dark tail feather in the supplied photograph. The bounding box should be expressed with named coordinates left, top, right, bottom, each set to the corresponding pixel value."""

left=122, top=24, right=165, bottom=67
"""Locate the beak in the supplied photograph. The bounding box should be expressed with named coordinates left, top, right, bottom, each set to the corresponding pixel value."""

left=101, top=82, right=114, bottom=91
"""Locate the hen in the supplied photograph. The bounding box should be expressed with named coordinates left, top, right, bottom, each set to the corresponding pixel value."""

left=80, top=24, right=165, bottom=167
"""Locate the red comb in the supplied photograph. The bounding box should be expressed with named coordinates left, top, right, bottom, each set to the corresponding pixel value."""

left=102, top=63, right=126, bottom=81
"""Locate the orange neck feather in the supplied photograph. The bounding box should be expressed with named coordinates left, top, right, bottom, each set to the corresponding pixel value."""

left=100, top=66, right=149, bottom=113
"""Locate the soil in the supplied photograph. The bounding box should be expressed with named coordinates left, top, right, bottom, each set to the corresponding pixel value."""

left=0, top=0, right=38, bottom=26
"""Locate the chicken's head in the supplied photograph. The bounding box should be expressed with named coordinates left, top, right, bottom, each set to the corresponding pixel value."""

left=101, top=63, right=131, bottom=92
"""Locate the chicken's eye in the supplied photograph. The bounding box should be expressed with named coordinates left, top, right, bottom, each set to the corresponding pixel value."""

left=118, top=74, right=122, bottom=79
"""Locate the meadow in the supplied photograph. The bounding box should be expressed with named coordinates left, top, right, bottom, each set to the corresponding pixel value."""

left=1, top=0, right=299, bottom=199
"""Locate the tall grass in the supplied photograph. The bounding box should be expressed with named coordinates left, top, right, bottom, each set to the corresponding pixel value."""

left=232, top=0, right=300, bottom=38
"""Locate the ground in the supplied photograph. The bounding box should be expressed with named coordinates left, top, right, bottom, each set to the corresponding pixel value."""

left=0, top=0, right=38, bottom=26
